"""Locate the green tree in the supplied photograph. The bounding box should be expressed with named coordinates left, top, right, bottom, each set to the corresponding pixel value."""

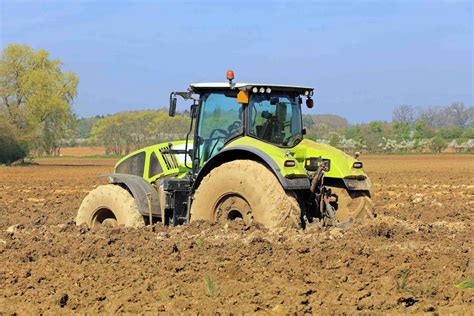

left=345, top=124, right=364, bottom=143
left=363, top=121, right=384, bottom=150
left=329, top=133, right=340, bottom=147
left=75, top=116, right=102, bottom=139
left=0, top=44, right=78, bottom=155
left=90, top=114, right=130, bottom=155
left=462, top=127, right=474, bottom=139
left=39, top=109, right=77, bottom=155
left=430, top=136, right=448, bottom=153
left=413, top=120, right=432, bottom=139
left=437, top=127, right=463, bottom=140
left=393, top=121, right=410, bottom=141
left=369, top=121, right=383, bottom=134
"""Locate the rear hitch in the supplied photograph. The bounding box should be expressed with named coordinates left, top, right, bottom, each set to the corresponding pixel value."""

left=309, top=159, right=348, bottom=228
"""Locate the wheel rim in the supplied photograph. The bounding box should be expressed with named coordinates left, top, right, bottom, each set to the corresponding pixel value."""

left=214, top=194, right=253, bottom=225
left=91, top=207, right=118, bottom=227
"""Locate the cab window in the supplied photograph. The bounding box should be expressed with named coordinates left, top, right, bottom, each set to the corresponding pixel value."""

left=148, top=151, right=163, bottom=178
left=198, top=92, right=242, bottom=164
left=116, top=152, right=146, bottom=177
left=249, top=93, right=302, bottom=147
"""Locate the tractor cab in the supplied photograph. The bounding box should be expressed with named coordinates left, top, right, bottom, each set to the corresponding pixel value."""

left=170, top=71, right=314, bottom=169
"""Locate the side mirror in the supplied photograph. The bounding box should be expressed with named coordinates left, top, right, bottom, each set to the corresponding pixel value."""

left=169, top=95, right=177, bottom=117
left=306, top=98, right=314, bottom=109
left=302, top=128, right=307, bottom=135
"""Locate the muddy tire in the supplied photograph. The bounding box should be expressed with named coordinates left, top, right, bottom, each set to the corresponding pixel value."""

left=190, top=160, right=301, bottom=229
left=330, top=187, right=375, bottom=224
left=76, top=184, right=145, bottom=228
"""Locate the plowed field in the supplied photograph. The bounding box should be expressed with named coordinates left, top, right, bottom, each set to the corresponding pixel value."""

left=0, top=155, right=472, bottom=314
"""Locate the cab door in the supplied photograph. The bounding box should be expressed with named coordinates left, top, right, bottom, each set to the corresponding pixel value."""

left=196, top=91, right=242, bottom=166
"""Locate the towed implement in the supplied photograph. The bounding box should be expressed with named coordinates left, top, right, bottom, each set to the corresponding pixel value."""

left=77, top=71, right=375, bottom=229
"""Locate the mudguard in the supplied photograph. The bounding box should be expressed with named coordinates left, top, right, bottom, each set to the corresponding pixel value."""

left=98, top=173, right=161, bottom=216
left=193, top=146, right=311, bottom=191
left=342, top=177, right=372, bottom=191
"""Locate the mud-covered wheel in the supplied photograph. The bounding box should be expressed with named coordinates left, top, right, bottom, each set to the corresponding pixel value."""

left=330, top=187, right=375, bottom=224
left=76, top=184, right=145, bottom=228
left=191, top=160, right=301, bottom=229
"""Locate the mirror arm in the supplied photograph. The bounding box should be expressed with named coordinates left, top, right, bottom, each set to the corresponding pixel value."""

left=172, top=91, right=196, bottom=101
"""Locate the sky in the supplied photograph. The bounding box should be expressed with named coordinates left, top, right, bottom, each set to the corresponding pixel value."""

left=1, top=0, right=472, bottom=123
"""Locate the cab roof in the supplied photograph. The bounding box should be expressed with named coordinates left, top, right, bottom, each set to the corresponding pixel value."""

left=189, top=82, right=313, bottom=94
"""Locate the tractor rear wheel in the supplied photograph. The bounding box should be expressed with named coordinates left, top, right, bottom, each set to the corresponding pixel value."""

left=190, top=160, right=301, bottom=229
left=76, top=184, right=145, bottom=228
left=330, top=187, right=375, bottom=224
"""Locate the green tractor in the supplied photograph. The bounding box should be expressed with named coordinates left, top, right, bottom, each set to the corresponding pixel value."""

left=76, top=71, right=374, bottom=229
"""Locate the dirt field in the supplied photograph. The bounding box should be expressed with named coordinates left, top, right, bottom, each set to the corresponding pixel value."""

left=0, top=155, right=472, bottom=314
left=59, top=146, right=107, bottom=157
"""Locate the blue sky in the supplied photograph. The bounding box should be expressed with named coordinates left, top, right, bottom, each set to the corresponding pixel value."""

left=1, top=0, right=472, bottom=123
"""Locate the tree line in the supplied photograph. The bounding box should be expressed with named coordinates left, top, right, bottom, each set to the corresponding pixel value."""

left=81, top=103, right=473, bottom=155
left=304, top=103, right=473, bottom=153
left=89, top=110, right=190, bottom=155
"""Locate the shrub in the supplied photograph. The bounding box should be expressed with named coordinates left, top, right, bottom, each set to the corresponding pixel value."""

left=429, top=136, right=448, bottom=153
left=0, top=117, right=27, bottom=164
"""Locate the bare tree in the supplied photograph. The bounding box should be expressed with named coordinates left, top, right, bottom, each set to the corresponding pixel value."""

left=466, top=106, right=474, bottom=127
left=418, top=106, right=442, bottom=128
left=392, top=105, right=415, bottom=125
left=418, top=103, right=470, bottom=128
left=442, top=102, right=468, bottom=127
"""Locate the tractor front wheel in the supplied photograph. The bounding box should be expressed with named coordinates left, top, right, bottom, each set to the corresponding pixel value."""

left=190, top=160, right=301, bottom=229
left=330, top=187, right=375, bottom=224
left=76, top=184, right=145, bottom=228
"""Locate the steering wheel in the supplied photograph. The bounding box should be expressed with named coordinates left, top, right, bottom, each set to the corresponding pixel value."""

left=209, top=128, right=228, bottom=140
left=227, top=120, right=241, bottom=135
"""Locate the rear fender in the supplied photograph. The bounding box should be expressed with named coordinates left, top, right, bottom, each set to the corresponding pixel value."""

left=193, top=146, right=310, bottom=191
left=98, top=173, right=161, bottom=216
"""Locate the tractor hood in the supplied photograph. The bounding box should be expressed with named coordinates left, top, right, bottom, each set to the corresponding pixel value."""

left=225, top=137, right=368, bottom=181
left=292, top=139, right=367, bottom=179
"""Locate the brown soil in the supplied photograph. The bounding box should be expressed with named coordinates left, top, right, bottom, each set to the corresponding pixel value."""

left=59, top=146, right=106, bottom=157
left=0, top=155, right=472, bottom=314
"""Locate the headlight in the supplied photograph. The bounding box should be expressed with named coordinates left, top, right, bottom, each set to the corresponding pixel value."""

left=284, top=160, right=296, bottom=167
left=352, top=161, right=363, bottom=169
